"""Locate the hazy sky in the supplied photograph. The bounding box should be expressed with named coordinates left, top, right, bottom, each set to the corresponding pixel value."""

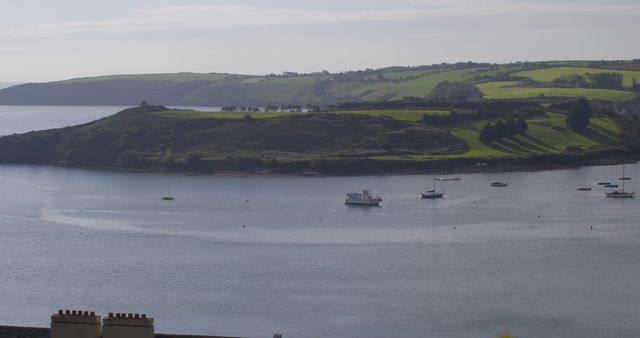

left=1, top=0, right=639, bottom=82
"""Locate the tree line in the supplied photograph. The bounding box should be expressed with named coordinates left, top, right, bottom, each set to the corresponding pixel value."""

left=222, top=104, right=322, bottom=113
left=553, top=72, right=625, bottom=90
left=479, top=118, right=528, bottom=143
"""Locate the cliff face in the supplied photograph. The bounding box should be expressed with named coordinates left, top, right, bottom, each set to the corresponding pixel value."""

left=0, top=106, right=464, bottom=174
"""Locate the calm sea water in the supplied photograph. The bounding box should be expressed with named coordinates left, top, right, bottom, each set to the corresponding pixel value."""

left=1, top=106, right=640, bottom=337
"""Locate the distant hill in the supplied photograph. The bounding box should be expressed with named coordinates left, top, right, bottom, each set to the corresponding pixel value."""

left=0, top=82, right=22, bottom=90
left=1, top=60, right=638, bottom=106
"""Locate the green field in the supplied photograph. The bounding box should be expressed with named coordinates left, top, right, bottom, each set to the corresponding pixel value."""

left=156, top=108, right=450, bottom=121
left=513, top=67, right=640, bottom=87
left=325, top=68, right=483, bottom=102
left=441, top=112, right=620, bottom=158
left=154, top=110, right=291, bottom=119
left=326, top=109, right=450, bottom=121
left=478, top=82, right=636, bottom=102
left=156, top=108, right=622, bottom=160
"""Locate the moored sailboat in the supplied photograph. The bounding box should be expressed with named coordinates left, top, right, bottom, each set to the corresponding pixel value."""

left=421, top=162, right=444, bottom=198
left=606, top=165, right=635, bottom=198
left=162, top=180, right=175, bottom=201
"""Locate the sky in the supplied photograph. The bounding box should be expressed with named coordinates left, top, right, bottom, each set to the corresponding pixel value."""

left=1, top=0, right=639, bottom=82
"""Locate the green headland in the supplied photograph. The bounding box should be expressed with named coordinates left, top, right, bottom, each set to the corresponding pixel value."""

left=0, top=59, right=639, bottom=174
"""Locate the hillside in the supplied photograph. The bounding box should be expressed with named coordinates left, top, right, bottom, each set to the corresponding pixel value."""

left=0, top=105, right=464, bottom=174
left=1, top=61, right=638, bottom=106
left=0, top=99, right=634, bottom=175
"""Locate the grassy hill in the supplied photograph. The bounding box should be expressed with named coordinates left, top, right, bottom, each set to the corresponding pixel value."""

left=440, top=113, right=620, bottom=158
left=0, top=99, right=633, bottom=174
left=1, top=61, right=638, bottom=106
left=478, top=82, right=637, bottom=102
left=513, top=67, right=640, bottom=87
left=0, top=105, right=464, bottom=173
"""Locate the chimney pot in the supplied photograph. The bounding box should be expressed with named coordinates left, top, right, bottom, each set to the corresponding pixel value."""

left=128, top=313, right=133, bottom=319
left=141, top=314, right=147, bottom=319
left=90, top=311, right=95, bottom=317
left=65, top=310, right=71, bottom=315
left=72, top=310, right=77, bottom=316
left=58, top=309, right=63, bottom=315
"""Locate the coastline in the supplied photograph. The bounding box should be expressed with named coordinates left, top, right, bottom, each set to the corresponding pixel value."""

left=4, top=148, right=638, bottom=177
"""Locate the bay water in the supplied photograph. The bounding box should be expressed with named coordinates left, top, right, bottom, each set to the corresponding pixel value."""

left=0, top=106, right=639, bottom=337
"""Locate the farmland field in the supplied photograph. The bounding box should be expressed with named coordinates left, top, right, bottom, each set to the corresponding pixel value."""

left=439, top=112, right=620, bottom=158
left=154, top=110, right=291, bottom=119
left=156, top=109, right=451, bottom=121
left=326, top=109, right=450, bottom=121
left=513, top=67, right=640, bottom=87
left=478, top=82, right=636, bottom=102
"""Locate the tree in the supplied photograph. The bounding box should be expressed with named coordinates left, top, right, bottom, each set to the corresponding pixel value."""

left=479, top=123, right=496, bottom=143
left=494, top=120, right=509, bottom=138
left=588, top=72, right=623, bottom=89
left=506, top=118, right=519, bottom=137
left=566, top=97, right=592, bottom=132
left=516, top=117, right=528, bottom=134
left=429, top=81, right=484, bottom=102
left=553, top=74, right=588, bottom=88
left=305, top=104, right=321, bottom=112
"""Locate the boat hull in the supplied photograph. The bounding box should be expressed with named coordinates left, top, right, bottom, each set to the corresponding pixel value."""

left=606, top=192, right=636, bottom=198
left=345, top=199, right=381, bottom=206
left=420, top=193, right=444, bottom=199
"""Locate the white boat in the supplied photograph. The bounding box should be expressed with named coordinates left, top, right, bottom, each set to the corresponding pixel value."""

left=606, top=191, right=635, bottom=198
left=162, top=181, right=175, bottom=201
left=345, top=190, right=382, bottom=205
left=606, top=165, right=635, bottom=198
left=491, top=163, right=508, bottom=187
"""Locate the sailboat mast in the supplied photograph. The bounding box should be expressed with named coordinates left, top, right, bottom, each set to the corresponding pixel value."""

left=433, top=161, right=436, bottom=190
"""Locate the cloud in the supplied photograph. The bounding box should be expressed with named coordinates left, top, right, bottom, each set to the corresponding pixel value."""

left=1, top=1, right=639, bottom=40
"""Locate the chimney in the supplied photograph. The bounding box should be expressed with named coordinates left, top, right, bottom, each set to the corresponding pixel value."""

left=51, top=309, right=101, bottom=338
left=103, top=313, right=154, bottom=338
